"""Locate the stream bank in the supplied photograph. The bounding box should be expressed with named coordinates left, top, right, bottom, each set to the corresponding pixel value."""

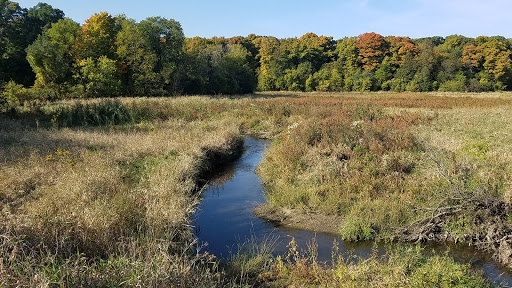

left=194, top=137, right=512, bottom=286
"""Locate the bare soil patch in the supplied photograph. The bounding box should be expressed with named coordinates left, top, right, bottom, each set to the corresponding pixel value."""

left=254, top=204, right=342, bottom=234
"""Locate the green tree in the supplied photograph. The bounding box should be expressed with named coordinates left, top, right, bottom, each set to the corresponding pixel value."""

left=180, top=52, right=209, bottom=94
left=374, top=58, right=394, bottom=90
left=438, top=72, right=466, bottom=92
left=283, top=61, right=313, bottom=91
left=414, top=40, right=440, bottom=91
left=116, top=19, right=158, bottom=96
left=436, top=35, right=472, bottom=57
left=0, top=80, right=27, bottom=110
left=26, top=35, right=68, bottom=92
left=1, top=1, right=64, bottom=86
left=26, top=18, right=80, bottom=95
left=198, top=43, right=255, bottom=94
left=0, top=0, right=23, bottom=83
left=138, top=17, right=184, bottom=94
left=351, top=70, right=375, bottom=91
left=335, top=37, right=360, bottom=90
left=435, top=35, right=471, bottom=86
left=77, top=56, right=121, bottom=97
left=24, top=2, right=64, bottom=43
left=281, top=33, right=334, bottom=71
left=306, top=62, right=343, bottom=92
left=254, top=36, right=284, bottom=91
left=1, top=1, right=26, bottom=84
left=216, top=44, right=256, bottom=94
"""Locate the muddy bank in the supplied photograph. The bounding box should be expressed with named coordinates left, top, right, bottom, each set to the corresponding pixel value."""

left=399, top=198, right=512, bottom=269
left=257, top=199, right=512, bottom=270
left=254, top=204, right=342, bottom=235
left=196, top=136, right=244, bottom=187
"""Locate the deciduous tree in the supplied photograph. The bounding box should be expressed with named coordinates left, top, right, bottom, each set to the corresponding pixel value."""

left=138, top=16, right=184, bottom=94
left=116, top=19, right=157, bottom=96
left=356, top=32, right=388, bottom=71
left=74, top=12, right=119, bottom=60
left=26, top=18, right=79, bottom=95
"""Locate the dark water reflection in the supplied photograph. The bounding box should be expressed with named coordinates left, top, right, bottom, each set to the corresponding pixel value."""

left=193, top=137, right=511, bottom=287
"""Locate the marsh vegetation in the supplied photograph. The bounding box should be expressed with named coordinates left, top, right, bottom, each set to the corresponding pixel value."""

left=1, top=92, right=511, bottom=286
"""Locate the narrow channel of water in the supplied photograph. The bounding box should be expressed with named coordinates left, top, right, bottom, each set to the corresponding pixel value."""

left=193, top=137, right=511, bottom=286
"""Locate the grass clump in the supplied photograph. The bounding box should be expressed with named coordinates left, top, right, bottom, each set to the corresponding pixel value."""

left=222, top=234, right=277, bottom=287
left=258, top=104, right=425, bottom=226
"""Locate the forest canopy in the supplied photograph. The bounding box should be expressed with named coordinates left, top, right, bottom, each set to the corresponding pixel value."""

left=2, top=0, right=512, bottom=107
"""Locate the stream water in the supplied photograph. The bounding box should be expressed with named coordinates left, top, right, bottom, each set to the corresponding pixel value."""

left=193, top=137, right=512, bottom=286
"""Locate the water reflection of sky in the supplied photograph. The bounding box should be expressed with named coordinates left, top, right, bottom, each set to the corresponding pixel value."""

left=193, top=137, right=511, bottom=287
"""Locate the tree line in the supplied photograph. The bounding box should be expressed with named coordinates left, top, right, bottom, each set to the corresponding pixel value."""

left=2, top=1, right=512, bottom=107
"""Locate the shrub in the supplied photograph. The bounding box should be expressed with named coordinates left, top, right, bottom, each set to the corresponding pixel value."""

left=438, top=73, right=467, bottom=92
left=1, top=81, right=29, bottom=111
left=354, top=104, right=383, bottom=121
left=340, top=213, right=378, bottom=241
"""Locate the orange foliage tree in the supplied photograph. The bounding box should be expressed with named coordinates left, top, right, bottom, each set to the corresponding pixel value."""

left=462, top=45, right=483, bottom=71
left=386, top=36, right=419, bottom=66
left=356, top=32, right=388, bottom=71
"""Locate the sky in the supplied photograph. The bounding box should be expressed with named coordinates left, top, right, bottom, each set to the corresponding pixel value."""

left=15, top=0, right=512, bottom=39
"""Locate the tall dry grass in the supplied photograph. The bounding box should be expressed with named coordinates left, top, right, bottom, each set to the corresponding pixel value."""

left=0, top=105, right=242, bottom=286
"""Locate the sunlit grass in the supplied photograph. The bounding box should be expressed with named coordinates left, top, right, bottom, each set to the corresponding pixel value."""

left=0, top=106, right=242, bottom=286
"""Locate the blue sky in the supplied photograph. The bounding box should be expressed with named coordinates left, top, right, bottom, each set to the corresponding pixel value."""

left=16, top=0, right=512, bottom=39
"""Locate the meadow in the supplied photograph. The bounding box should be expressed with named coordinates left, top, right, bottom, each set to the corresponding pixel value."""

left=1, top=92, right=510, bottom=287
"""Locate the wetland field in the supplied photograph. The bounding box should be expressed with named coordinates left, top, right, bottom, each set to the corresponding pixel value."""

left=2, top=92, right=512, bottom=287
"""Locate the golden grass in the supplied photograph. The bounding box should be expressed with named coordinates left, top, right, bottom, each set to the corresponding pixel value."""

left=0, top=112, right=242, bottom=286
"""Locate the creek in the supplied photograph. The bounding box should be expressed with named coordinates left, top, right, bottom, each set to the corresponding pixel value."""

left=193, top=137, right=511, bottom=286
